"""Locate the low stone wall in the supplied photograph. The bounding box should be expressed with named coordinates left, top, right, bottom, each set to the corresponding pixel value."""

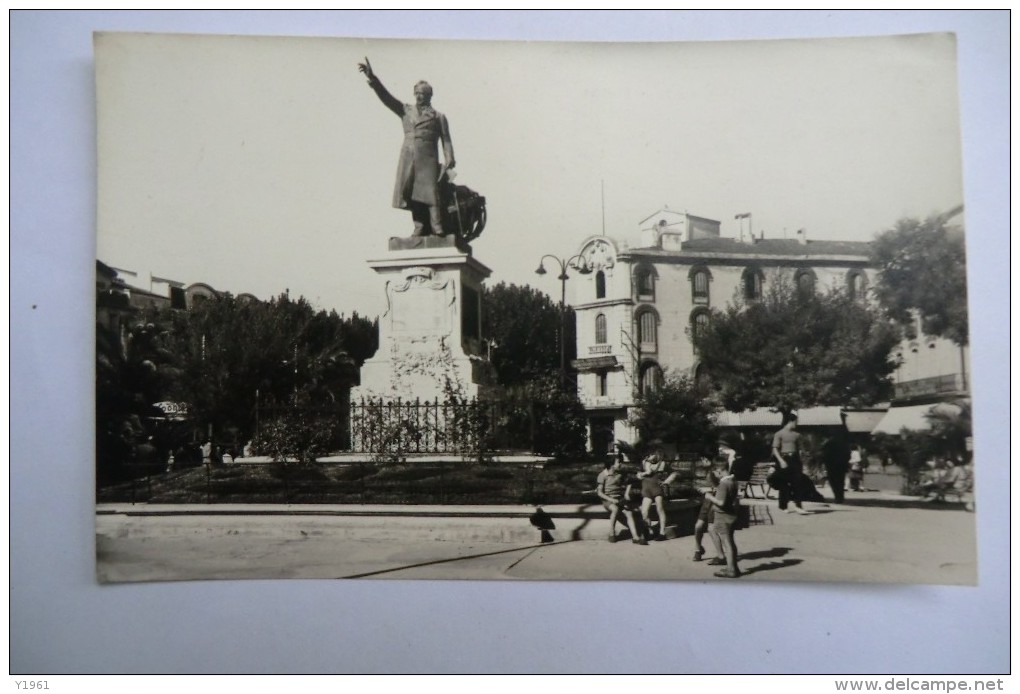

left=96, top=499, right=703, bottom=543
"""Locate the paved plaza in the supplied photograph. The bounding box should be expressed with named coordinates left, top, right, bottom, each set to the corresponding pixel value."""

left=96, top=485, right=977, bottom=585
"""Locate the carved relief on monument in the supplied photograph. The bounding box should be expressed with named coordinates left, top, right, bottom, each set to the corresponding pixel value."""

left=578, top=238, right=617, bottom=273
left=384, top=266, right=457, bottom=337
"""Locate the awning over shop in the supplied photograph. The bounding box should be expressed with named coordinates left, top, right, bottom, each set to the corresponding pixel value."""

left=712, top=406, right=844, bottom=428
left=571, top=356, right=619, bottom=372
left=844, top=409, right=887, bottom=433
left=796, top=406, right=845, bottom=426
left=712, top=408, right=782, bottom=427
left=872, top=403, right=962, bottom=435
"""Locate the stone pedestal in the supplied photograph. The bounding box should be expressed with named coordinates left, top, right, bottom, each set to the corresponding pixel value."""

left=351, top=236, right=498, bottom=403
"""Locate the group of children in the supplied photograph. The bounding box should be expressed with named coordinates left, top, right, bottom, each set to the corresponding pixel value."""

left=595, top=448, right=742, bottom=578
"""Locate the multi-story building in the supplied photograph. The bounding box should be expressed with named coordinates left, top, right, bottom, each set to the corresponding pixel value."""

left=568, top=209, right=877, bottom=454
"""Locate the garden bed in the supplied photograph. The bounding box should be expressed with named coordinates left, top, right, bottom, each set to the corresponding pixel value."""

left=96, top=459, right=628, bottom=506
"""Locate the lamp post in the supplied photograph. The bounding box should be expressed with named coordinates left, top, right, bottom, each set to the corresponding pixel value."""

left=535, top=253, right=588, bottom=388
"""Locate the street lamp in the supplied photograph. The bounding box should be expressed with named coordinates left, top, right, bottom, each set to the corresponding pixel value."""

left=535, top=253, right=589, bottom=387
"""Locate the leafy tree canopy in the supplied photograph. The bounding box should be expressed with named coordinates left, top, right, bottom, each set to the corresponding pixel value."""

left=97, top=293, right=378, bottom=456
left=163, top=294, right=377, bottom=430
left=870, top=213, right=968, bottom=345
left=482, top=282, right=575, bottom=389
left=629, top=372, right=718, bottom=455
left=692, top=275, right=900, bottom=414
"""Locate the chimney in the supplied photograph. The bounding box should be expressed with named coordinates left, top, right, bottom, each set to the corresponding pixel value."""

left=796, top=228, right=807, bottom=245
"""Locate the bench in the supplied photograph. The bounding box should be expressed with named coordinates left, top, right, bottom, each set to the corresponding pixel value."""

left=669, top=459, right=698, bottom=491
left=740, top=462, right=775, bottom=499
left=932, top=476, right=974, bottom=510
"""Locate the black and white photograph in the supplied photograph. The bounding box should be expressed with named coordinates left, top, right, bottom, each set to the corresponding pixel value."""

left=12, top=11, right=1008, bottom=676
left=94, top=31, right=977, bottom=585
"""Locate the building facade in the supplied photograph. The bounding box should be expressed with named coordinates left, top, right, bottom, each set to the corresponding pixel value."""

left=568, top=211, right=877, bottom=454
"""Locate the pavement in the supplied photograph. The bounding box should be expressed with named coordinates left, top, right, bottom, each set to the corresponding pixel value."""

left=95, top=488, right=977, bottom=585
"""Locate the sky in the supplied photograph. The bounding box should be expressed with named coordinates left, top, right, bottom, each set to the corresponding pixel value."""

left=95, top=29, right=965, bottom=319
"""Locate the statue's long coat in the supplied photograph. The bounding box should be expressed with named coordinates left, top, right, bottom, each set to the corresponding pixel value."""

left=369, top=79, right=455, bottom=210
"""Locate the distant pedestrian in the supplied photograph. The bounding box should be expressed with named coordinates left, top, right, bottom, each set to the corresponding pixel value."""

left=201, top=440, right=212, bottom=468
left=721, top=431, right=755, bottom=483
left=596, top=456, right=645, bottom=545
left=848, top=446, right=864, bottom=491
left=704, top=464, right=742, bottom=578
left=821, top=431, right=852, bottom=503
left=771, top=414, right=811, bottom=515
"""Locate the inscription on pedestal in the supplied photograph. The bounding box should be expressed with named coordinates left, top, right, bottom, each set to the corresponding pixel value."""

left=385, top=266, right=456, bottom=337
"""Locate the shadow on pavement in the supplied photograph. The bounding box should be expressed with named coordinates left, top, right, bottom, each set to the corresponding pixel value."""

left=841, top=497, right=971, bottom=511
left=738, top=546, right=792, bottom=561
left=568, top=518, right=593, bottom=542
left=741, top=558, right=803, bottom=576
left=341, top=540, right=569, bottom=579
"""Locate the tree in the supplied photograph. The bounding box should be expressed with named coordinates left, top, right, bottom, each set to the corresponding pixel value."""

left=479, top=283, right=587, bottom=458
left=96, top=316, right=177, bottom=482
left=629, top=372, right=718, bottom=455
left=482, top=282, right=575, bottom=389
left=255, top=408, right=341, bottom=466
left=870, top=213, right=968, bottom=345
left=501, top=374, right=588, bottom=459
left=692, top=275, right=901, bottom=414
left=139, top=293, right=375, bottom=448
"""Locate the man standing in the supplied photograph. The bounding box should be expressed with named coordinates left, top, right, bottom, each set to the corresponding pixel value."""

left=772, top=414, right=811, bottom=515
left=358, top=58, right=456, bottom=237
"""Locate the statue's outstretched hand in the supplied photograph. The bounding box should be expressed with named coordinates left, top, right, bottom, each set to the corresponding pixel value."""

left=357, top=57, right=375, bottom=82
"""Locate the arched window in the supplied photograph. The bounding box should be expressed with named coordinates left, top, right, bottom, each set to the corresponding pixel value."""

left=637, top=309, right=658, bottom=352
left=691, top=268, right=710, bottom=304
left=794, top=269, right=816, bottom=299
left=690, top=309, right=710, bottom=341
left=634, top=265, right=656, bottom=300
left=594, top=313, right=607, bottom=344
left=847, top=270, right=867, bottom=301
left=742, top=267, right=764, bottom=301
left=595, top=271, right=606, bottom=299
left=640, top=361, right=664, bottom=395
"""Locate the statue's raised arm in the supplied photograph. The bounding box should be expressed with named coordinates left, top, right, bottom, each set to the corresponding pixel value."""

left=358, top=57, right=402, bottom=117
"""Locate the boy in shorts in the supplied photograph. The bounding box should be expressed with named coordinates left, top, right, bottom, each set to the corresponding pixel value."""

left=596, top=457, right=646, bottom=545
left=704, top=464, right=743, bottom=578
left=637, top=451, right=678, bottom=541
left=693, top=470, right=725, bottom=564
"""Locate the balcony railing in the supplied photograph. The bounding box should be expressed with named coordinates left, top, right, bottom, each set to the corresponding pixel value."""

left=588, top=344, right=613, bottom=355
left=894, top=373, right=966, bottom=399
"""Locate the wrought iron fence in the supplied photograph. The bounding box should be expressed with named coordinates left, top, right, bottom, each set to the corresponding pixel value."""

left=348, top=396, right=582, bottom=456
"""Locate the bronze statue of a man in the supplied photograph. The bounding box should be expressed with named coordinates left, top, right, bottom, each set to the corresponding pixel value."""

left=358, top=58, right=455, bottom=237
